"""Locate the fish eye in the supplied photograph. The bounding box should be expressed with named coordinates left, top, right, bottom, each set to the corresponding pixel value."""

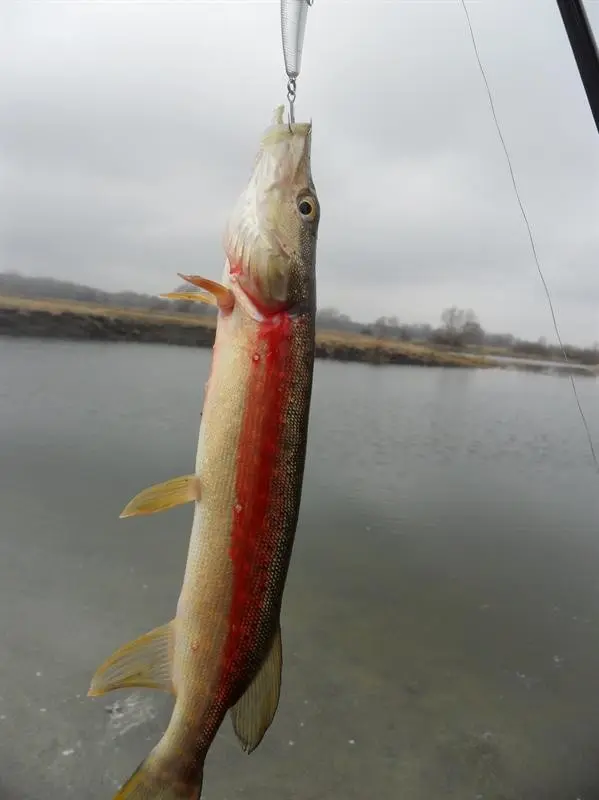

left=297, top=196, right=317, bottom=221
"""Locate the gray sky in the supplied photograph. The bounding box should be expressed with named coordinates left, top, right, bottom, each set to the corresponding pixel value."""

left=1, top=1, right=598, bottom=345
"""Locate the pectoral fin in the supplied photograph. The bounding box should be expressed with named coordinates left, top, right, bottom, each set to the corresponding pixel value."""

left=160, top=291, right=217, bottom=305
left=230, top=623, right=282, bottom=754
left=88, top=621, right=175, bottom=697
left=120, top=475, right=201, bottom=519
left=178, top=273, right=234, bottom=311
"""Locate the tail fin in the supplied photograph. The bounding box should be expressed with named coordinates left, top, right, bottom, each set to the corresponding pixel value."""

left=113, top=756, right=202, bottom=800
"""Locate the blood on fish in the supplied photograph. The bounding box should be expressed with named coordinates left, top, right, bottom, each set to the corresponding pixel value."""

left=218, top=312, right=293, bottom=696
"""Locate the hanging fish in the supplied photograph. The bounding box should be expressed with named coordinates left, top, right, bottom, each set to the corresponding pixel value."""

left=88, top=105, right=320, bottom=800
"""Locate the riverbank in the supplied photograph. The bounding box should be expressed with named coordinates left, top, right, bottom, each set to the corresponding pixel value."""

left=0, top=296, right=490, bottom=369
left=0, top=295, right=594, bottom=375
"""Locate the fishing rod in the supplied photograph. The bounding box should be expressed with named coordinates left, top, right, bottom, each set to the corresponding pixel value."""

left=555, top=0, right=599, bottom=136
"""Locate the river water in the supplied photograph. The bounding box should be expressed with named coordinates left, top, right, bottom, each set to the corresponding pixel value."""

left=0, top=337, right=598, bottom=799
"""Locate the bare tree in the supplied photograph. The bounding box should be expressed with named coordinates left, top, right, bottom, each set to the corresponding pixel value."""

left=437, top=306, right=483, bottom=347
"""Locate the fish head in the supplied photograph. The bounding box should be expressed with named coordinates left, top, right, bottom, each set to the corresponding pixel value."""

left=224, top=105, right=320, bottom=316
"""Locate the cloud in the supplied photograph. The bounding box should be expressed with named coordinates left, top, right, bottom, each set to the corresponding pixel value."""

left=1, top=0, right=598, bottom=344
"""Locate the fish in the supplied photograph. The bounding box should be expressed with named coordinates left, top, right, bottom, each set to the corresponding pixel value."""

left=88, top=104, right=320, bottom=800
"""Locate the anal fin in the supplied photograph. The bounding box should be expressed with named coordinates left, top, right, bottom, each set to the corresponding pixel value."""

left=230, top=623, right=282, bottom=754
left=88, top=620, right=175, bottom=697
left=120, top=474, right=201, bottom=518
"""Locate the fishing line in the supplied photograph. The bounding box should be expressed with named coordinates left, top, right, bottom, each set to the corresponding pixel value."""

left=459, top=0, right=599, bottom=474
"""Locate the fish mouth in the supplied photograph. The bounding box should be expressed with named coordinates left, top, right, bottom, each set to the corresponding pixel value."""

left=261, top=104, right=312, bottom=145
left=224, top=107, right=314, bottom=318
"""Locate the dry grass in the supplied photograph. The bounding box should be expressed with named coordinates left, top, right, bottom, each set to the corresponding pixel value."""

left=316, top=328, right=490, bottom=367
left=0, top=294, right=217, bottom=329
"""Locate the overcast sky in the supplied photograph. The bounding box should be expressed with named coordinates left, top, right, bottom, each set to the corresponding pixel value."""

left=1, top=1, right=598, bottom=344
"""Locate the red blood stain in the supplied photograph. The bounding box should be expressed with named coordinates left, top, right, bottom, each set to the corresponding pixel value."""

left=217, top=312, right=293, bottom=700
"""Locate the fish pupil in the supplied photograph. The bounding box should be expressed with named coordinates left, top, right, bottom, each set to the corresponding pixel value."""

left=298, top=200, right=313, bottom=216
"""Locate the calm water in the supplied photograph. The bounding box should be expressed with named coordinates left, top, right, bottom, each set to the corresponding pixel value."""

left=1, top=337, right=598, bottom=800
